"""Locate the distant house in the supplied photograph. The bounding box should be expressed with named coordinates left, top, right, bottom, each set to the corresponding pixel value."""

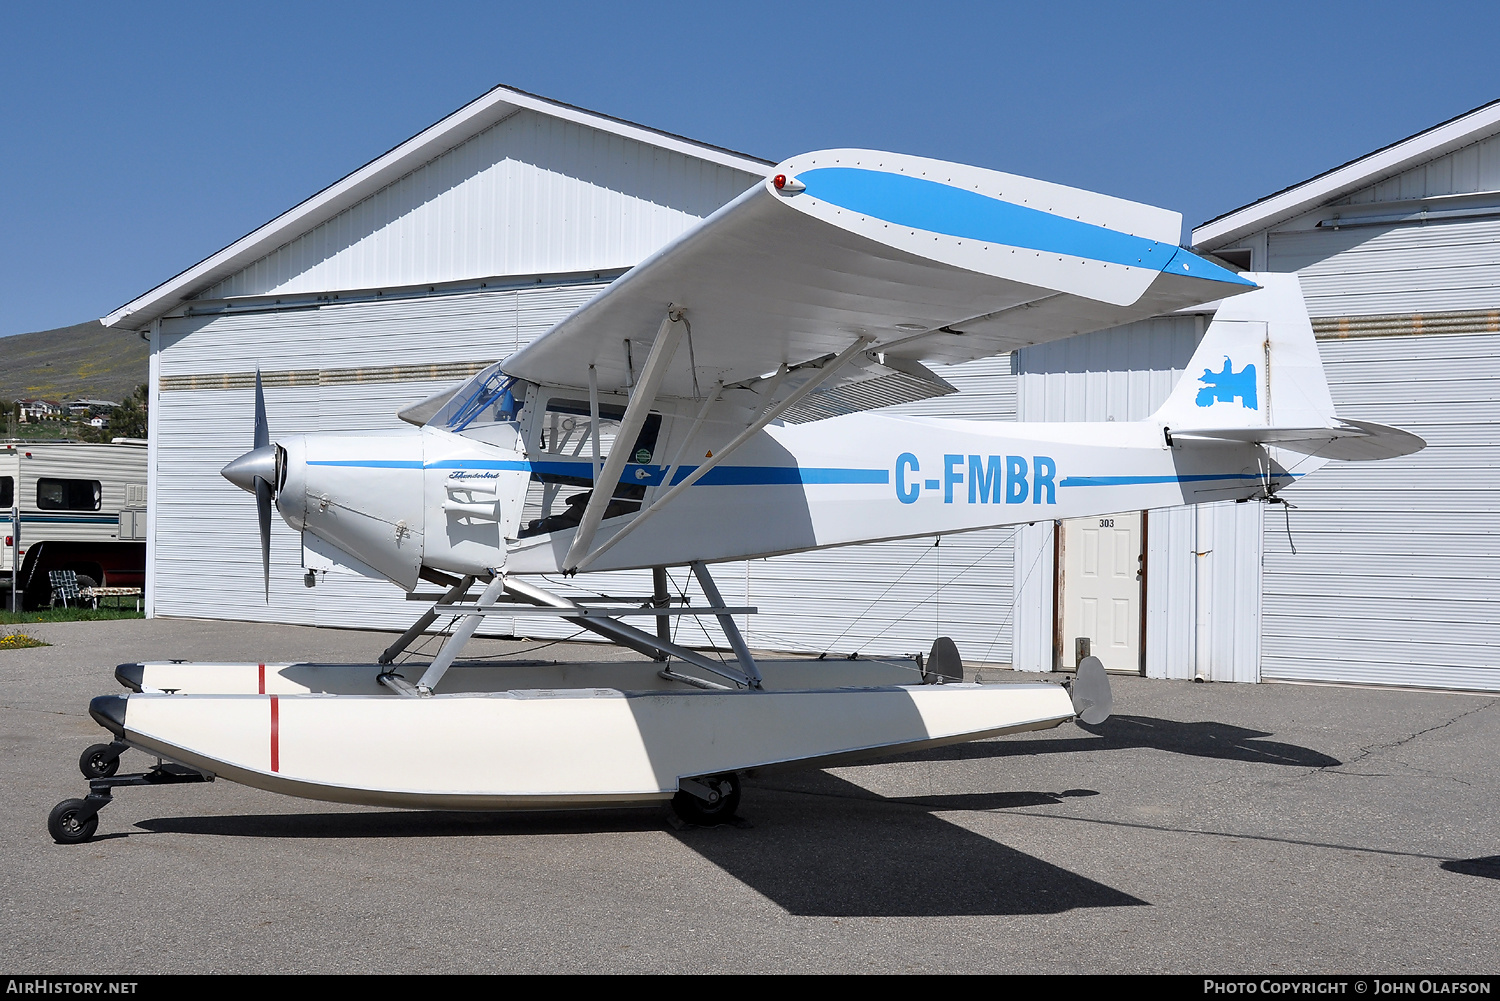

left=17, top=399, right=61, bottom=423
left=67, top=399, right=119, bottom=416
left=88, top=417, right=106, bottom=428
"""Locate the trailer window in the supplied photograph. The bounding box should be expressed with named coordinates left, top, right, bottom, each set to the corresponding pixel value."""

left=37, top=478, right=101, bottom=511
left=0, top=477, right=11, bottom=508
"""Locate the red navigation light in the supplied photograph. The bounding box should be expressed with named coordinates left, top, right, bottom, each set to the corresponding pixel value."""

left=773, top=174, right=787, bottom=189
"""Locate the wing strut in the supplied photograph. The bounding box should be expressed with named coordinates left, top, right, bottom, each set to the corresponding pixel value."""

left=563, top=309, right=685, bottom=571
left=574, top=335, right=872, bottom=572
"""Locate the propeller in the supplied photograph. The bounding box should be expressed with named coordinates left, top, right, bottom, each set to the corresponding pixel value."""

left=220, top=370, right=281, bottom=600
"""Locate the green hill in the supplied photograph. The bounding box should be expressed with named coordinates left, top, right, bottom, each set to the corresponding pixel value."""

left=0, top=320, right=149, bottom=404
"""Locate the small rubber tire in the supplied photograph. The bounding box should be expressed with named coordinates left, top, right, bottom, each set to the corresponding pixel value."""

left=79, top=743, right=120, bottom=779
left=48, top=799, right=99, bottom=844
left=671, top=773, right=742, bottom=826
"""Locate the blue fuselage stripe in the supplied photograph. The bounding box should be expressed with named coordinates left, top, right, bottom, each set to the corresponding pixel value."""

left=308, top=460, right=1278, bottom=491
left=309, top=460, right=426, bottom=468
left=1058, top=473, right=1273, bottom=487
left=309, top=459, right=889, bottom=486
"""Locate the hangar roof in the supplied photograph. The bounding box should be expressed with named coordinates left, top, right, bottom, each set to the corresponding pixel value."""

left=103, top=85, right=772, bottom=331
left=1193, top=98, right=1500, bottom=251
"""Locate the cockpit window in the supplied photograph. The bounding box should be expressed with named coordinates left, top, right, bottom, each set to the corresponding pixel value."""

left=516, top=397, right=663, bottom=538
left=428, top=363, right=525, bottom=432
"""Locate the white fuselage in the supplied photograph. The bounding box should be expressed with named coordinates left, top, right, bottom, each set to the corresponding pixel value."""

left=273, top=410, right=1285, bottom=589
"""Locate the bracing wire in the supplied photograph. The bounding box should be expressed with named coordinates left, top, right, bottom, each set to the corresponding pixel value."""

left=817, top=538, right=940, bottom=656
left=978, top=521, right=1055, bottom=666
left=846, top=530, right=1018, bottom=654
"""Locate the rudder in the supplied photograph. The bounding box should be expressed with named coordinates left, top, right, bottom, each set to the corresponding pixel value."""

left=1152, top=273, right=1334, bottom=431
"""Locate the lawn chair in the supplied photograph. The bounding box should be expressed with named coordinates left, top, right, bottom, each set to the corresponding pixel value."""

left=48, top=570, right=97, bottom=609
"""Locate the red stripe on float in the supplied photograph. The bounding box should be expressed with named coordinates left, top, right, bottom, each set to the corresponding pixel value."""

left=270, top=695, right=280, bottom=772
left=258, top=662, right=266, bottom=694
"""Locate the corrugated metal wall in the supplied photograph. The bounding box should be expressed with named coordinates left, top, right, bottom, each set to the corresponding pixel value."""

left=1271, top=218, right=1500, bottom=317
left=1145, top=502, right=1263, bottom=682
left=152, top=284, right=1021, bottom=662
left=1259, top=327, right=1500, bottom=691
left=1260, top=199, right=1500, bottom=691
left=150, top=107, right=1033, bottom=665
left=1009, top=315, right=1266, bottom=679
left=204, top=109, right=758, bottom=299
left=153, top=282, right=608, bottom=631
left=1341, top=132, right=1500, bottom=205
left=732, top=354, right=1020, bottom=664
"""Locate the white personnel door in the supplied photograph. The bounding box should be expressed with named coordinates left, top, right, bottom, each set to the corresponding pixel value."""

left=1059, top=511, right=1143, bottom=673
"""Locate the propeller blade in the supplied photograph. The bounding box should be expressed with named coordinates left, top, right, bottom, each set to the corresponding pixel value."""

left=254, top=368, right=270, bottom=451
left=256, top=475, right=272, bottom=601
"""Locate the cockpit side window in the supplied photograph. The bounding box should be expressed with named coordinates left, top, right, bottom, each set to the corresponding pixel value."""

left=535, top=398, right=661, bottom=472
left=427, top=363, right=525, bottom=432
left=517, top=396, right=663, bottom=537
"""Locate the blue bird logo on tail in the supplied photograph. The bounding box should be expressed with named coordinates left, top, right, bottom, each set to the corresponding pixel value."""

left=1195, top=357, right=1258, bottom=410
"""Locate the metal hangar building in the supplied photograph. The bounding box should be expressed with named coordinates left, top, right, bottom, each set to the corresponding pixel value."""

left=103, top=86, right=1022, bottom=663
left=1008, top=99, right=1500, bottom=693
left=104, top=87, right=1500, bottom=693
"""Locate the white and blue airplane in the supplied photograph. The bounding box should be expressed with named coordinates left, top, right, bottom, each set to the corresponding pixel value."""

left=51, top=150, right=1422, bottom=842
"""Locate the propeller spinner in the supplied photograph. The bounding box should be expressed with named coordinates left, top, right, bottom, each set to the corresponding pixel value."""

left=219, top=370, right=283, bottom=599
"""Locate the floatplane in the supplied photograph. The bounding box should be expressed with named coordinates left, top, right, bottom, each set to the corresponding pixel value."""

left=49, top=150, right=1422, bottom=842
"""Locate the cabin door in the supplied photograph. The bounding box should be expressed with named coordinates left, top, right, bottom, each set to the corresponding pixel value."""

left=1057, top=511, right=1143, bottom=674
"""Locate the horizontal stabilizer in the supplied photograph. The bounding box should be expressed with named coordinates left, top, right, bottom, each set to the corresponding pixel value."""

left=1171, top=419, right=1425, bottom=461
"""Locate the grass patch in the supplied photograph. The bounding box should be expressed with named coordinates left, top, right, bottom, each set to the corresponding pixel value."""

left=0, top=632, right=49, bottom=649
left=0, top=607, right=144, bottom=624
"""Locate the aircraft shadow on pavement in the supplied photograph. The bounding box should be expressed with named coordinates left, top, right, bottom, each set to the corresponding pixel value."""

left=671, top=770, right=1145, bottom=918
left=134, top=772, right=1143, bottom=918
left=1441, top=856, right=1500, bottom=880
left=886, top=714, right=1341, bottom=768
left=135, top=808, right=669, bottom=839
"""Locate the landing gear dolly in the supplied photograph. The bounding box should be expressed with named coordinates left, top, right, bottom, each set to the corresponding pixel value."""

left=672, top=772, right=741, bottom=826
left=79, top=741, right=128, bottom=779
left=48, top=763, right=213, bottom=844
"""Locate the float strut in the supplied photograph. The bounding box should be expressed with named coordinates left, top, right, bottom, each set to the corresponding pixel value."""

left=378, top=574, right=476, bottom=665
left=651, top=567, right=671, bottom=661
left=416, top=574, right=507, bottom=694
left=690, top=561, right=761, bottom=687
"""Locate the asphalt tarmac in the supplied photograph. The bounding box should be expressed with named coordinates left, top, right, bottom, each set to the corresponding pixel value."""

left=2, top=617, right=1496, bottom=974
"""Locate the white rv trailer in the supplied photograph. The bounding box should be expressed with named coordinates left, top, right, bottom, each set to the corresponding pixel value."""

left=0, top=440, right=148, bottom=608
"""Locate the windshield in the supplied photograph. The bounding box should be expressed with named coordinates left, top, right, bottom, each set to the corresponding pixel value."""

left=428, top=363, right=525, bottom=432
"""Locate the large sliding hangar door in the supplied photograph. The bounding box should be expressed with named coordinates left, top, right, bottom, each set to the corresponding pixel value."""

left=140, top=87, right=1500, bottom=687
left=1007, top=315, right=1264, bottom=682
left=1198, top=112, right=1500, bottom=692
left=152, top=281, right=602, bottom=634
left=1257, top=219, right=1500, bottom=692
left=150, top=284, right=1020, bottom=661
left=140, top=88, right=1022, bottom=664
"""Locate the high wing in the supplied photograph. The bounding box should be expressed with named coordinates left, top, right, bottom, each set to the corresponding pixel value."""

left=502, top=148, right=1258, bottom=416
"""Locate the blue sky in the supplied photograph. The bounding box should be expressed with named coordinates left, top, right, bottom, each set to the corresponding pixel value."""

left=3, top=1, right=1497, bottom=337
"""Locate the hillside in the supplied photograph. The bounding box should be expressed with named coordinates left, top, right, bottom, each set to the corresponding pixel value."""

left=0, top=320, right=149, bottom=403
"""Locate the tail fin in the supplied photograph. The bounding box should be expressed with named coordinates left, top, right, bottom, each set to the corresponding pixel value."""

left=1152, top=272, right=1334, bottom=431
left=1153, top=273, right=1423, bottom=461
